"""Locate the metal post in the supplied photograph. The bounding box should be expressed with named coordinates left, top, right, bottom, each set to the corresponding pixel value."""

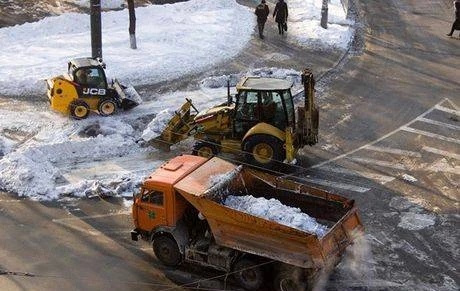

left=127, top=0, right=137, bottom=49
left=320, top=0, right=328, bottom=29
left=90, top=0, right=102, bottom=59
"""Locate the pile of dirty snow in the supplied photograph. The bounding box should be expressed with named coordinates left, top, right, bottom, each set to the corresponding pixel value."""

left=0, top=0, right=254, bottom=96
left=224, top=195, right=329, bottom=237
left=288, top=0, right=354, bottom=49
left=141, top=109, right=175, bottom=141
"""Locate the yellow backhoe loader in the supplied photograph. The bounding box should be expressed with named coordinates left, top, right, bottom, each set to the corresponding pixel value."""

left=146, top=69, right=319, bottom=169
left=46, top=57, right=142, bottom=119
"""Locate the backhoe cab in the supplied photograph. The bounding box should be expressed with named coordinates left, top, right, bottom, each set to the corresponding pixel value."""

left=147, top=69, right=319, bottom=169
left=46, top=57, right=141, bottom=119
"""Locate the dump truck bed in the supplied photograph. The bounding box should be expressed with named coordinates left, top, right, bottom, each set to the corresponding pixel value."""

left=173, top=157, right=363, bottom=269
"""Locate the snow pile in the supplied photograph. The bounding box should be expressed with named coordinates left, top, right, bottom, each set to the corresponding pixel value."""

left=398, top=213, right=436, bottom=231
left=200, top=68, right=301, bottom=89
left=0, top=0, right=254, bottom=96
left=224, top=195, right=328, bottom=237
left=73, top=0, right=125, bottom=9
left=288, top=0, right=353, bottom=49
left=141, top=109, right=175, bottom=141
left=402, top=174, right=418, bottom=183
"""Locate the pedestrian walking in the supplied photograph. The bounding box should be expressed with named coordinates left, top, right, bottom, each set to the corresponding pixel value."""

left=273, top=0, right=288, bottom=35
left=255, top=0, right=270, bottom=39
left=447, top=0, right=460, bottom=37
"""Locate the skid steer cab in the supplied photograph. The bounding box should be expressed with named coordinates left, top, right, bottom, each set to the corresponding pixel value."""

left=46, top=57, right=142, bottom=119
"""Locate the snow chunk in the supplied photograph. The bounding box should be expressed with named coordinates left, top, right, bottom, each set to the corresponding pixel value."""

left=224, top=195, right=328, bottom=237
left=398, top=212, right=436, bottom=230
left=0, top=0, right=254, bottom=96
left=141, top=109, right=175, bottom=141
left=402, top=174, right=417, bottom=183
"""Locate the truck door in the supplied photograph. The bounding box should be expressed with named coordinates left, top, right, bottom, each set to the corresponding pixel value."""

left=136, top=188, right=167, bottom=232
left=234, top=90, right=260, bottom=138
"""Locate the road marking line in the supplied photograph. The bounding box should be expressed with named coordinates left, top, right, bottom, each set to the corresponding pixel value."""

left=446, top=98, right=459, bottom=110
left=348, top=157, right=407, bottom=170
left=0, top=199, right=23, bottom=203
left=52, top=219, right=100, bottom=236
left=299, top=177, right=371, bottom=193
left=317, top=165, right=395, bottom=184
left=434, top=105, right=460, bottom=116
left=430, top=167, right=460, bottom=175
left=308, top=98, right=448, bottom=170
left=401, top=126, right=460, bottom=145
left=417, top=117, right=460, bottom=131
left=422, top=146, right=460, bottom=160
left=52, top=211, right=130, bottom=222
left=364, top=145, right=421, bottom=157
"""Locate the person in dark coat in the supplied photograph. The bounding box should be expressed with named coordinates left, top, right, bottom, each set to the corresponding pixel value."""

left=273, top=0, right=288, bottom=35
left=255, top=0, right=270, bottom=39
left=447, top=0, right=460, bottom=37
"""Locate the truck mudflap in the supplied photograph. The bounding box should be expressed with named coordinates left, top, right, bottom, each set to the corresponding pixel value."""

left=113, top=79, right=142, bottom=110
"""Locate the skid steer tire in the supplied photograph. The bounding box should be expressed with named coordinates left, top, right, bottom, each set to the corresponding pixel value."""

left=243, top=134, right=285, bottom=169
left=153, top=235, right=182, bottom=267
left=98, top=99, right=117, bottom=116
left=192, top=141, right=218, bottom=158
left=233, top=258, right=264, bottom=291
left=69, top=100, right=90, bottom=120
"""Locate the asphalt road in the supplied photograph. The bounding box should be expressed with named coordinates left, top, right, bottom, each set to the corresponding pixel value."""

left=1, top=0, right=459, bottom=290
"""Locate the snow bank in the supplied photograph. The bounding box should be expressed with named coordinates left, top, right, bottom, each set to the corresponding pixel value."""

left=73, top=0, right=125, bottom=9
left=224, top=195, right=328, bottom=237
left=141, top=109, right=175, bottom=141
left=288, top=0, right=354, bottom=49
left=0, top=0, right=254, bottom=96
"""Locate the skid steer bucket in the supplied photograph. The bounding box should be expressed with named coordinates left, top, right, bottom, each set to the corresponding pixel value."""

left=113, top=79, right=142, bottom=110
left=147, top=99, right=199, bottom=150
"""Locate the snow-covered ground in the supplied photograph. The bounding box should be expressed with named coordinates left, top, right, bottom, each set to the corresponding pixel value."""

left=0, top=0, right=254, bottom=96
left=224, top=195, right=329, bottom=237
left=287, top=0, right=353, bottom=49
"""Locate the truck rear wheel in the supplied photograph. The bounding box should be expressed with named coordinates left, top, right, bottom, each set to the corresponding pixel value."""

left=192, top=141, right=218, bottom=158
left=153, top=236, right=182, bottom=267
left=243, top=134, right=285, bottom=169
left=273, top=270, right=308, bottom=291
left=98, top=99, right=117, bottom=116
left=69, top=100, right=90, bottom=120
left=233, top=258, right=264, bottom=291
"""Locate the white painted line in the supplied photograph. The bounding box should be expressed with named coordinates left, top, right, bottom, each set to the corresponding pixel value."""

left=430, top=167, right=460, bottom=175
left=0, top=199, right=23, bottom=203
left=52, top=219, right=100, bottom=236
left=348, top=157, right=407, bottom=170
left=364, top=145, right=421, bottom=157
left=434, top=105, right=460, bottom=116
left=299, top=177, right=371, bottom=193
left=53, top=210, right=131, bottom=222
left=422, top=146, right=460, bottom=160
left=317, top=165, right=395, bottom=184
left=401, top=126, right=460, bottom=145
left=417, top=117, right=460, bottom=131
left=446, top=98, right=459, bottom=110
left=307, top=98, right=448, bottom=170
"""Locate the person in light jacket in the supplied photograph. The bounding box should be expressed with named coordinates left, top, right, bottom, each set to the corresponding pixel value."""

left=255, top=0, right=270, bottom=39
left=273, top=0, right=288, bottom=35
left=447, top=0, right=460, bottom=37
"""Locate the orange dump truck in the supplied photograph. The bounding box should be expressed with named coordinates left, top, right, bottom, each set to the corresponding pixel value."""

left=131, top=155, right=364, bottom=291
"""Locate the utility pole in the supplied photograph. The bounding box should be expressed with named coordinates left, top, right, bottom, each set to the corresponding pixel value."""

left=90, top=0, right=103, bottom=59
left=320, top=0, right=328, bottom=29
left=127, top=0, right=137, bottom=49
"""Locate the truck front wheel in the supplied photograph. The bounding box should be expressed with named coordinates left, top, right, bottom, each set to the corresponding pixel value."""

left=233, top=258, right=264, bottom=291
left=153, top=235, right=182, bottom=267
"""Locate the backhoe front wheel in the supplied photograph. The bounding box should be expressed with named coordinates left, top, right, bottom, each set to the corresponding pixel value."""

left=243, top=135, right=285, bottom=169
left=153, top=235, right=182, bottom=267
left=69, top=100, right=90, bottom=120
left=98, top=99, right=117, bottom=116
left=192, top=141, right=219, bottom=158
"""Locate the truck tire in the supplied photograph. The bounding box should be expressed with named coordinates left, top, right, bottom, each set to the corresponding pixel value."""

left=98, top=99, right=117, bottom=116
left=273, top=270, right=308, bottom=291
left=153, top=236, right=182, bottom=267
left=233, top=258, right=264, bottom=291
left=242, top=134, right=285, bottom=169
left=192, top=141, right=218, bottom=158
left=69, top=100, right=90, bottom=120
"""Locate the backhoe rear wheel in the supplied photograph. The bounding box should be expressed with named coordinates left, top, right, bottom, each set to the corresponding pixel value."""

left=192, top=141, right=218, bottom=158
left=69, top=100, right=90, bottom=120
left=153, top=235, right=182, bottom=267
left=243, top=134, right=285, bottom=169
left=98, top=99, right=117, bottom=116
